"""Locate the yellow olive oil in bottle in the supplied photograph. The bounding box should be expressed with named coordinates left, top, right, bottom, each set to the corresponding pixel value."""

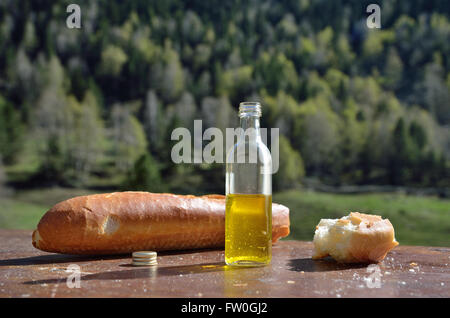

left=225, top=102, right=272, bottom=266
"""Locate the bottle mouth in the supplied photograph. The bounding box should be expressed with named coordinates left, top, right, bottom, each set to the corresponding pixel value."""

left=239, top=102, right=262, bottom=118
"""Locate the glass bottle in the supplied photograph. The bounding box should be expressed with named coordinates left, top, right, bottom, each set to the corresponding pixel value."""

left=225, top=102, right=272, bottom=266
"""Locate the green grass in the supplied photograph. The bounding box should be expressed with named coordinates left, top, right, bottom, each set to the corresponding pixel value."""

left=0, top=198, right=48, bottom=229
left=274, top=190, right=450, bottom=247
left=0, top=188, right=449, bottom=247
left=12, top=187, right=99, bottom=206
left=0, top=187, right=99, bottom=230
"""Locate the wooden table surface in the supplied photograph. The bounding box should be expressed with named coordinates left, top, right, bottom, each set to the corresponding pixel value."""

left=0, top=229, right=448, bottom=298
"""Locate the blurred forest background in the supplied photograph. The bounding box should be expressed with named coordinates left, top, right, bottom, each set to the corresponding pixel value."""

left=0, top=0, right=449, bottom=245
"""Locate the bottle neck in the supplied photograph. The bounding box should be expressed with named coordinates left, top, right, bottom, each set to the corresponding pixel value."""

left=239, top=116, right=261, bottom=140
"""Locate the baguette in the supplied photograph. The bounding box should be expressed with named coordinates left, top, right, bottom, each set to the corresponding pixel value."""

left=32, top=192, right=290, bottom=255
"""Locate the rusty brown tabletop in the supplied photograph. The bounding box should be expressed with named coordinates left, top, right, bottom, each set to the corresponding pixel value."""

left=0, top=229, right=448, bottom=298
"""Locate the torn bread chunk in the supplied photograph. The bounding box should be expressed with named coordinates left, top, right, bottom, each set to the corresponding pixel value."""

left=312, top=212, right=398, bottom=263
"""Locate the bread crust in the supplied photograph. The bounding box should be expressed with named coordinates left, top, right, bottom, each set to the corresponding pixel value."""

left=32, top=192, right=290, bottom=255
left=347, top=213, right=399, bottom=262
